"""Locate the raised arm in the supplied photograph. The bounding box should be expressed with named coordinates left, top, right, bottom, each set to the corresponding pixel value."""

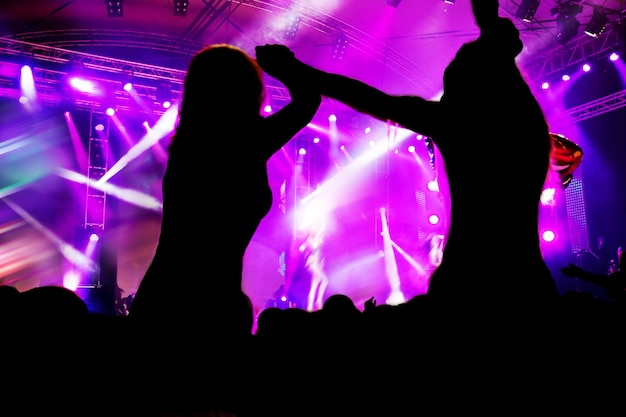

left=256, top=44, right=444, bottom=138
left=471, top=0, right=499, bottom=31
left=255, top=45, right=322, bottom=157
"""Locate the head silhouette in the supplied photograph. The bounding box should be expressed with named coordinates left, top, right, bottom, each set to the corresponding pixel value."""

left=179, top=44, right=265, bottom=123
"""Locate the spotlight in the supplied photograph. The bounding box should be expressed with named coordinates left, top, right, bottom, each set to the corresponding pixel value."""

left=156, top=83, right=172, bottom=109
left=387, top=0, right=401, bottom=7
left=173, top=0, right=189, bottom=17
left=443, top=0, right=455, bottom=4
left=584, top=7, right=608, bottom=38
left=554, top=2, right=583, bottom=45
left=105, top=0, right=123, bottom=18
left=516, top=0, right=540, bottom=23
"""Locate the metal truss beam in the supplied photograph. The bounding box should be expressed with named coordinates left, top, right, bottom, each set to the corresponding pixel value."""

left=12, top=30, right=204, bottom=60
left=551, top=88, right=626, bottom=129
left=523, top=27, right=622, bottom=84
left=0, top=36, right=188, bottom=84
left=228, top=0, right=439, bottom=95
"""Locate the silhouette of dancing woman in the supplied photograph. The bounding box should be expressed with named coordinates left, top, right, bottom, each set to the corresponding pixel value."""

left=129, top=44, right=321, bottom=334
left=256, top=1, right=559, bottom=312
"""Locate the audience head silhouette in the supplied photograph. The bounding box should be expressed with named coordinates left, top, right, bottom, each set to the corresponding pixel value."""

left=179, top=44, right=265, bottom=123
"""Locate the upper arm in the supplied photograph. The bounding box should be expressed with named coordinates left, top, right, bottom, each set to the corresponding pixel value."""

left=261, top=89, right=322, bottom=157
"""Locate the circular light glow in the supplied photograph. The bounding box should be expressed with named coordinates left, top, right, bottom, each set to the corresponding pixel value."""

left=541, top=229, right=556, bottom=242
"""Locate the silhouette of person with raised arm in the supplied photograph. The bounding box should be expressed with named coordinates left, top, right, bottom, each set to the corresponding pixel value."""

left=129, top=44, right=321, bottom=336
left=256, top=0, right=559, bottom=313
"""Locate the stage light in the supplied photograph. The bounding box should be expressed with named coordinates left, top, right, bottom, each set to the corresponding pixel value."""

left=69, top=77, right=95, bottom=93
left=332, top=33, right=347, bottom=61
left=284, top=14, right=300, bottom=40
left=173, top=0, right=188, bottom=16
left=91, top=112, right=108, bottom=138
left=584, top=7, right=608, bottom=38
left=387, top=0, right=401, bottom=7
left=156, top=83, right=172, bottom=109
left=443, top=0, right=455, bottom=4
left=516, top=0, right=540, bottom=23
left=122, top=73, right=134, bottom=92
left=105, top=0, right=123, bottom=18
left=554, top=2, right=583, bottom=45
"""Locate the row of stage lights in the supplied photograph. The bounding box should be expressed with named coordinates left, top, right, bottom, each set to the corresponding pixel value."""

left=15, top=61, right=176, bottom=114
left=538, top=50, right=622, bottom=90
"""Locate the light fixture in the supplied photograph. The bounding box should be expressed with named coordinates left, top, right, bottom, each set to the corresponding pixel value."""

left=387, top=0, right=401, bottom=7
left=105, top=0, right=123, bottom=18
left=156, top=83, right=172, bottom=109
left=443, top=0, right=455, bottom=4
left=332, top=33, right=348, bottom=61
left=584, top=6, right=608, bottom=38
left=516, top=0, right=540, bottom=23
left=173, top=0, right=189, bottom=16
left=122, top=73, right=134, bottom=92
left=553, top=2, right=583, bottom=45
left=284, top=14, right=300, bottom=40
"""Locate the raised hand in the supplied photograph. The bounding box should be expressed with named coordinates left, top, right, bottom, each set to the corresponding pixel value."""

left=255, top=44, right=298, bottom=82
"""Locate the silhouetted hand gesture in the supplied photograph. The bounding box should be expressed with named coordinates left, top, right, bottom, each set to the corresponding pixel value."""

left=364, top=296, right=377, bottom=312
left=255, top=44, right=301, bottom=83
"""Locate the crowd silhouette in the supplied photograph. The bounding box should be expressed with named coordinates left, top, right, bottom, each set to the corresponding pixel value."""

left=2, top=2, right=624, bottom=416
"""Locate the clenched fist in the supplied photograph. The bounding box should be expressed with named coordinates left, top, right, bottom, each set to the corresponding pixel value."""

left=255, top=44, right=301, bottom=82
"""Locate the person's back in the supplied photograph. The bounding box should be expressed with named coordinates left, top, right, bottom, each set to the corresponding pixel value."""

left=426, top=15, right=557, bottom=309
left=129, top=44, right=320, bottom=340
